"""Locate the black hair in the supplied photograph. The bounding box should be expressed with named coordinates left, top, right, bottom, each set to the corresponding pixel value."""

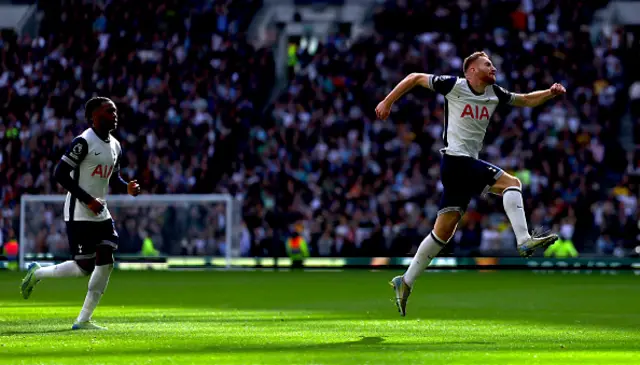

left=84, top=97, right=112, bottom=123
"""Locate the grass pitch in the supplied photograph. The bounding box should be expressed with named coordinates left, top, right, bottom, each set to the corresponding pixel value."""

left=1, top=269, right=639, bottom=364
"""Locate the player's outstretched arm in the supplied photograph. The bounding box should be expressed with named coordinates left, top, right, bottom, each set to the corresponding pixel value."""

left=511, top=83, right=566, bottom=108
left=375, top=73, right=431, bottom=120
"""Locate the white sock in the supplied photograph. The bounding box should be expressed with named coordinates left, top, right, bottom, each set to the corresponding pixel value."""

left=503, top=187, right=531, bottom=245
left=35, top=261, right=85, bottom=279
left=404, top=232, right=448, bottom=287
left=76, top=264, right=113, bottom=323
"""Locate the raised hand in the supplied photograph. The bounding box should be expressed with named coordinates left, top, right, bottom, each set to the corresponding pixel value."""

left=549, top=83, right=566, bottom=96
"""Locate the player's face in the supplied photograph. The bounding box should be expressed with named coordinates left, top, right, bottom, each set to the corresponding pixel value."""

left=96, top=101, right=118, bottom=131
left=473, top=57, right=497, bottom=85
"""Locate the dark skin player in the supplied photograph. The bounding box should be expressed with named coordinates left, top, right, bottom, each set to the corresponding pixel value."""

left=86, top=99, right=141, bottom=215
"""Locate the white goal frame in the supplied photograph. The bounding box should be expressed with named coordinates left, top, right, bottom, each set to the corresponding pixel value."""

left=19, top=194, right=238, bottom=270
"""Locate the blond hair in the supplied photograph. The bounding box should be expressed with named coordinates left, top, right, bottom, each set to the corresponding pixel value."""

left=463, top=51, right=489, bottom=73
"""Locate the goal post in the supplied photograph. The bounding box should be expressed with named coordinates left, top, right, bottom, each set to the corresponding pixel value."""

left=19, top=194, right=242, bottom=270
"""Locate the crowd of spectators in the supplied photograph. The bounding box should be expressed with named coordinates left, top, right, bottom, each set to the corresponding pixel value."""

left=1, top=0, right=639, bottom=259
left=243, top=0, right=640, bottom=258
left=0, top=0, right=272, bottom=256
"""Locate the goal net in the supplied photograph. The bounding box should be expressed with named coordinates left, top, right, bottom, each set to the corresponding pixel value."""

left=19, top=194, right=242, bottom=270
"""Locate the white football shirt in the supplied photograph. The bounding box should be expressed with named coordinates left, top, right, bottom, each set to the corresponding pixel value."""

left=61, top=128, right=122, bottom=222
left=427, top=75, right=515, bottom=159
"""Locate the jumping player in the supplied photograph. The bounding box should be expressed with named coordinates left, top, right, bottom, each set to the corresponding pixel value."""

left=375, top=51, right=566, bottom=316
left=20, top=97, right=141, bottom=330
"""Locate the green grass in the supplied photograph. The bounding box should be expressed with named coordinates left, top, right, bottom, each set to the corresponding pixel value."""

left=1, top=269, right=639, bottom=364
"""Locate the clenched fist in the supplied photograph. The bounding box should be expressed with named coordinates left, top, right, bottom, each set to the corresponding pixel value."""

left=375, top=100, right=392, bottom=120
left=549, top=83, right=566, bottom=96
left=128, top=180, right=141, bottom=196
left=87, top=198, right=105, bottom=215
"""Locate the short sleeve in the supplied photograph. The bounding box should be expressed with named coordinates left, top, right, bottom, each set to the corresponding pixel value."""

left=492, top=84, right=515, bottom=106
left=428, top=75, right=457, bottom=95
left=61, top=137, right=88, bottom=168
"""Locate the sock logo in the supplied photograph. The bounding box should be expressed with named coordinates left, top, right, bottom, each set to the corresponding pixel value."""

left=516, top=205, right=523, bottom=209
left=78, top=244, right=83, bottom=253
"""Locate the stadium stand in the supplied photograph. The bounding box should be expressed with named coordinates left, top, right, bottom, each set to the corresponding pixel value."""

left=258, top=0, right=639, bottom=258
left=0, top=0, right=638, bottom=258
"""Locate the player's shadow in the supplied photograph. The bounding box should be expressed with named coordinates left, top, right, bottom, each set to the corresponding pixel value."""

left=295, top=336, right=491, bottom=348
left=0, top=336, right=498, bottom=359
left=100, top=315, right=346, bottom=324
left=196, top=336, right=495, bottom=353
left=0, top=328, right=73, bottom=336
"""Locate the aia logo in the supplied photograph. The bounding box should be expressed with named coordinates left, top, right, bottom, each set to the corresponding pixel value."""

left=460, top=104, right=490, bottom=120
left=91, top=165, right=114, bottom=179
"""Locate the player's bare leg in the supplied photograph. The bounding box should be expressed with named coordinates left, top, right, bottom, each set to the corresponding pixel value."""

left=490, top=173, right=558, bottom=257
left=390, top=211, right=460, bottom=316
left=72, top=243, right=114, bottom=330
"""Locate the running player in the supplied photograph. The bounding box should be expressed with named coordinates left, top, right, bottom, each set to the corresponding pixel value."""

left=375, top=51, right=566, bottom=316
left=20, top=97, right=141, bottom=330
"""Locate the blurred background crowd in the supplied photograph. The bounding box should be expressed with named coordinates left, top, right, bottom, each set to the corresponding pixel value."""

left=1, top=0, right=639, bottom=259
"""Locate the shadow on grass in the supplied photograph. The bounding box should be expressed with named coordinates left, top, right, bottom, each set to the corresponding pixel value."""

left=1, top=303, right=80, bottom=308
left=1, top=336, right=503, bottom=359
left=0, top=315, right=350, bottom=329
left=3, top=270, right=640, bottom=335
left=0, top=328, right=73, bottom=336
